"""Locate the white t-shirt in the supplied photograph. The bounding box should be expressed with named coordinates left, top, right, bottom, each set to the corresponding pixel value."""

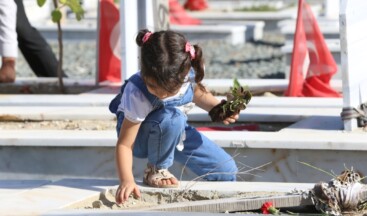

left=117, top=73, right=192, bottom=123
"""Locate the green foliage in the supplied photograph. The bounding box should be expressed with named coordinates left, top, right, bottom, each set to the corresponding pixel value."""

left=36, top=0, right=84, bottom=93
left=37, top=0, right=47, bottom=7
left=60, top=0, right=84, bottom=21
left=222, top=78, right=252, bottom=114
left=51, top=9, right=62, bottom=23
left=235, top=5, right=278, bottom=12
left=40, top=0, right=84, bottom=23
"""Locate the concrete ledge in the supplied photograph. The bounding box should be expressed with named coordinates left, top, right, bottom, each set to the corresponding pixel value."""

left=281, top=39, right=341, bottom=79
left=38, top=22, right=247, bottom=45
left=0, top=78, right=342, bottom=95
left=188, top=10, right=297, bottom=32
left=187, top=5, right=325, bottom=32
left=0, top=94, right=343, bottom=122
left=171, top=24, right=246, bottom=45
left=0, top=78, right=100, bottom=94
left=0, top=105, right=342, bottom=122
left=0, top=179, right=116, bottom=216
left=1, top=128, right=366, bottom=182
left=0, top=179, right=313, bottom=216
left=281, top=39, right=341, bottom=64
left=278, top=17, right=340, bottom=41
left=0, top=180, right=51, bottom=197
left=36, top=24, right=97, bottom=41
left=1, top=129, right=366, bottom=150
left=199, top=20, right=265, bottom=41
left=0, top=95, right=342, bottom=108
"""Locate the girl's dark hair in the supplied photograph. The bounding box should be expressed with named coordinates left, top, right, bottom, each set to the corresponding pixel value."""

left=136, top=29, right=206, bottom=93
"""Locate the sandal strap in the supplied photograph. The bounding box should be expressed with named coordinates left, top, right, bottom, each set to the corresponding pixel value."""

left=144, top=166, right=176, bottom=186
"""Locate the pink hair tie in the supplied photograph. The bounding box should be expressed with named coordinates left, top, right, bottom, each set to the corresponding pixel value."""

left=142, top=32, right=152, bottom=43
left=185, top=42, right=196, bottom=60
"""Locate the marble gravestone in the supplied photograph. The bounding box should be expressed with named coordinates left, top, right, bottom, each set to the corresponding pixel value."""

left=339, top=0, right=367, bottom=131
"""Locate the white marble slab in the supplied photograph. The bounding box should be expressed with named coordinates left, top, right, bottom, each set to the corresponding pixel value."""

left=280, top=116, right=344, bottom=131
left=0, top=78, right=342, bottom=96
left=0, top=179, right=117, bottom=216
left=188, top=5, right=322, bottom=31
left=0, top=105, right=341, bottom=122
left=44, top=211, right=252, bottom=216
left=1, top=129, right=366, bottom=150
left=0, top=94, right=114, bottom=107
left=0, top=179, right=313, bottom=216
left=171, top=24, right=246, bottom=45
left=281, top=39, right=342, bottom=79
left=0, top=93, right=343, bottom=108
left=199, top=20, right=265, bottom=41
left=278, top=17, right=340, bottom=41
left=0, top=180, right=50, bottom=197
left=340, top=0, right=367, bottom=131
left=0, top=106, right=113, bottom=120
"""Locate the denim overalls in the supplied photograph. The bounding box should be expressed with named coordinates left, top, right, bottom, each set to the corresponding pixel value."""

left=109, top=70, right=237, bottom=181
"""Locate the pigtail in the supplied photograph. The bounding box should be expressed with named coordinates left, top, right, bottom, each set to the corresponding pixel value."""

left=136, top=29, right=151, bottom=47
left=191, top=44, right=206, bottom=91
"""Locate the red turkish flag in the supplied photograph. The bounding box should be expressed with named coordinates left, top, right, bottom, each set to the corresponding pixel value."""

left=169, top=0, right=201, bottom=25
left=285, top=0, right=340, bottom=97
left=97, top=0, right=121, bottom=83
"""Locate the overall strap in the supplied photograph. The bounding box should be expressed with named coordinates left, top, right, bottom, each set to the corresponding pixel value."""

left=108, top=74, right=162, bottom=114
left=128, top=74, right=163, bottom=109
left=109, top=69, right=196, bottom=114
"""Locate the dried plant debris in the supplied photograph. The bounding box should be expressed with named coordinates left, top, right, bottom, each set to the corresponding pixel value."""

left=209, top=78, right=252, bottom=122
left=310, top=168, right=366, bottom=216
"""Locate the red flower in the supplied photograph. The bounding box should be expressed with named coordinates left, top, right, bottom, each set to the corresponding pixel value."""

left=261, top=202, right=279, bottom=214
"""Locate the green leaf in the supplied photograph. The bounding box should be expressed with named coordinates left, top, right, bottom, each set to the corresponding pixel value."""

left=51, top=9, right=62, bottom=23
left=233, top=78, right=241, bottom=90
left=61, top=0, right=85, bottom=21
left=37, top=0, right=46, bottom=7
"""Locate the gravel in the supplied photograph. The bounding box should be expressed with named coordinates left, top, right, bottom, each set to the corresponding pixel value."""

left=15, top=33, right=286, bottom=80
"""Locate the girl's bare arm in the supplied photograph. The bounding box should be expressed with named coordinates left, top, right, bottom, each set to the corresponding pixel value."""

left=193, top=85, right=238, bottom=124
left=193, top=85, right=219, bottom=112
left=115, top=119, right=141, bottom=203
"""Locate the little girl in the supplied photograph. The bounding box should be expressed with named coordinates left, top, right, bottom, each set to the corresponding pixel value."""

left=109, top=29, right=239, bottom=204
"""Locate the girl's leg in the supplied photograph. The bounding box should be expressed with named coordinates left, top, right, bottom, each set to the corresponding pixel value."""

left=116, top=111, right=149, bottom=158
left=133, top=107, right=186, bottom=169
left=174, top=125, right=238, bottom=181
left=116, top=110, right=184, bottom=187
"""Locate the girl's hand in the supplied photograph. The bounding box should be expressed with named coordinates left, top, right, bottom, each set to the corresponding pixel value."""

left=115, top=181, right=141, bottom=204
left=223, top=113, right=239, bottom=125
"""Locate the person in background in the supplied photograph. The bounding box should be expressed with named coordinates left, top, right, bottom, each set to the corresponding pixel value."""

left=1, top=0, right=64, bottom=83
left=0, top=1, right=17, bottom=83
left=14, top=0, right=64, bottom=78
left=109, top=29, right=239, bottom=204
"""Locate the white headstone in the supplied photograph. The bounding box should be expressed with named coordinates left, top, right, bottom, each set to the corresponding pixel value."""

left=120, top=0, right=169, bottom=81
left=324, top=0, right=339, bottom=19
left=339, top=0, right=367, bottom=131
left=152, top=0, right=170, bottom=31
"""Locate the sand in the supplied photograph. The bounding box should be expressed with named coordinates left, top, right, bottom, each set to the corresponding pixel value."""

left=68, top=187, right=288, bottom=211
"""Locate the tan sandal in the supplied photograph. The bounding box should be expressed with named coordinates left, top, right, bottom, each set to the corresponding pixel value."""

left=143, top=165, right=179, bottom=188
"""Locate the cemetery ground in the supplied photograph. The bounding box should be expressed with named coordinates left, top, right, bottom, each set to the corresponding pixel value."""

left=2, top=0, right=367, bottom=214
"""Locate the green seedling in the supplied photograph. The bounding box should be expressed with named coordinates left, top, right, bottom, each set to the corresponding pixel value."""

left=37, top=0, right=84, bottom=93
left=209, top=78, right=252, bottom=122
